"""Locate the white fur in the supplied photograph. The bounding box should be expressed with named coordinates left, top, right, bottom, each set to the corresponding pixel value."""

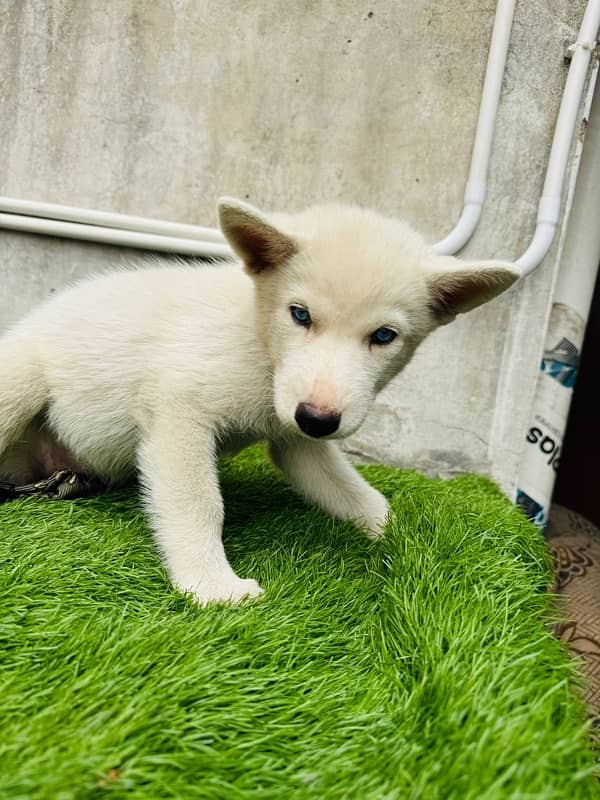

left=0, top=198, right=518, bottom=604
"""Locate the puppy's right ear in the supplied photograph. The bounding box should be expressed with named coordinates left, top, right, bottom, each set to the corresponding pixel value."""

left=217, top=197, right=298, bottom=274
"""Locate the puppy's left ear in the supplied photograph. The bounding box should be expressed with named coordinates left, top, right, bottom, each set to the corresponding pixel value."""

left=218, top=197, right=298, bottom=274
left=427, top=257, right=519, bottom=325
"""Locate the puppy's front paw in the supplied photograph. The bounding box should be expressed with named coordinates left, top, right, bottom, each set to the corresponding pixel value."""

left=181, top=576, right=264, bottom=606
left=357, top=490, right=389, bottom=540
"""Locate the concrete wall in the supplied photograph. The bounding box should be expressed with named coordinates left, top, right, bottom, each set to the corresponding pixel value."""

left=0, top=0, right=592, bottom=492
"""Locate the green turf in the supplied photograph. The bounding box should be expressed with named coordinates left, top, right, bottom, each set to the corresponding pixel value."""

left=0, top=447, right=597, bottom=799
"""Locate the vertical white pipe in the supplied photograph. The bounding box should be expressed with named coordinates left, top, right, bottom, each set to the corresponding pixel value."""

left=433, top=0, right=516, bottom=255
left=517, top=0, right=600, bottom=274
left=0, top=0, right=515, bottom=259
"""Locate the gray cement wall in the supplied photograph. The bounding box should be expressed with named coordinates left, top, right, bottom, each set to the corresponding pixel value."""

left=0, top=0, right=592, bottom=493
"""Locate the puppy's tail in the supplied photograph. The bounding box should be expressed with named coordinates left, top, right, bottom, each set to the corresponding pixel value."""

left=0, top=335, right=47, bottom=455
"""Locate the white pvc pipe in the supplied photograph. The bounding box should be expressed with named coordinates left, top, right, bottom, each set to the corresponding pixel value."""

left=0, top=196, right=226, bottom=243
left=0, top=0, right=515, bottom=260
left=516, top=0, right=600, bottom=275
left=0, top=212, right=232, bottom=258
left=433, top=0, right=516, bottom=255
left=553, top=95, right=600, bottom=322
left=0, top=0, right=596, bottom=272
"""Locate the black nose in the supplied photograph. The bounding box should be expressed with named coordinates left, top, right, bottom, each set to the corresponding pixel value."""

left=294, top=403, right=341, bottom=438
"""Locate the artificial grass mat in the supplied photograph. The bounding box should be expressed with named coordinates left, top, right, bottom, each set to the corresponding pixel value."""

left=0, top=446, right=597, bottom=799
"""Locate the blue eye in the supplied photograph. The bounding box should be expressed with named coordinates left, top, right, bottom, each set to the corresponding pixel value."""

left=370, top=327, right=397, bottom=346
left=290, top=305, right=311, bottom=327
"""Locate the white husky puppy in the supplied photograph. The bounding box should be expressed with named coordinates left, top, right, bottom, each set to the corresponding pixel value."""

left=0, top=198, right=518, bottom=603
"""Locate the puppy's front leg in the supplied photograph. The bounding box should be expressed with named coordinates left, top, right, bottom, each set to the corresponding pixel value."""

left=139, top=415, right=263, bottom=605
left=270, top=438, right=389, bottom=539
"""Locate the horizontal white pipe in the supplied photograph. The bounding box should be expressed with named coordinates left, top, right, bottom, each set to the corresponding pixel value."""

left=0, top=213, right=233, bottom=258
left=0, top=196, right=226, bottom=244
left=433, top=0, right=516, bottom=255
left=517, top=0, right=600, bottom=275
left=0, top=0, right=514, bottom=260
left=0, top=0, right=596, bottom=273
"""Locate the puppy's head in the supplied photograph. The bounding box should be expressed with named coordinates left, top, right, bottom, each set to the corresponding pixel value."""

left=218, top=197, right=518, bottom=440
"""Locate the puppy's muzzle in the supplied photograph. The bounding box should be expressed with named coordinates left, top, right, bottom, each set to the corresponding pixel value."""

left=294, top=403, right=341, bottom=438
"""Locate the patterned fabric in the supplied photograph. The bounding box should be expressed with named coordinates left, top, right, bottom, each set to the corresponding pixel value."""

left=547, top=505, right=600, bottom=744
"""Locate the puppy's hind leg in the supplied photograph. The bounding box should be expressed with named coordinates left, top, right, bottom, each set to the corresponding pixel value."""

left=0, top=336, right=47, bottom=460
